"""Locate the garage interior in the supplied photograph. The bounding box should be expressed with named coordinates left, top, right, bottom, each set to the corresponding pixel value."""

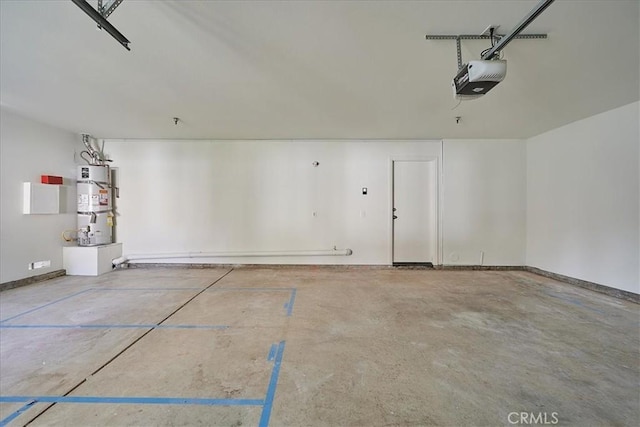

left=0, top=1, right=638, bottom=426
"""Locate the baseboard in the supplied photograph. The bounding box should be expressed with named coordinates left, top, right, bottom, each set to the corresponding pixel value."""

left=524, top=266, right=639, bottom=304
left=0, top=270, right=66, bottom=292
left=121, top=263, right=398, bottom=270
left=436, top=265, right=526, bottom=271
left=393, top=262, right=434, bottom=269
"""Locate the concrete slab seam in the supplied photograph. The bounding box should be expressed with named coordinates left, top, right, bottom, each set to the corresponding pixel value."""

left=0, top=287, right=219, bottom=323
left=2, top=270, right=238, bottom=426
left=0, top=288, right=297, bottom=329
left=1, top=272, right=291, bottom=426
left=0, top=341, right=287, bottom=426
left=0, top=285, right=233, bottom=324
left=0, top=284, right=296, bottom=330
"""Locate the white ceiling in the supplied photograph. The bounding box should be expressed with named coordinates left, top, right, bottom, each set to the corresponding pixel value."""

left=1, top=0, right=638, bottom=140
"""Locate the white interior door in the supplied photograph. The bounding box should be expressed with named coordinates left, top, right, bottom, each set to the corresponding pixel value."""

left=393, top=160, right=438, bottom=264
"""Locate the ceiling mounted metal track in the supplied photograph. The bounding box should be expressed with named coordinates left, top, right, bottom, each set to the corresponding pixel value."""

left=425, top=0, right=555, bottom=68
left=71, top=0, right=130, bottom=50
left=481, top=0, right=555, bottom=60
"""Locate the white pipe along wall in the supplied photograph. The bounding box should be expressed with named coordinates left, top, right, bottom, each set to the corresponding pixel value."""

left=112, top=248, right=353, bottom=266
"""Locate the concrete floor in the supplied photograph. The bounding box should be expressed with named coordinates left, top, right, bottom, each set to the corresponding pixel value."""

left=0, top=267, right=638, bottom=426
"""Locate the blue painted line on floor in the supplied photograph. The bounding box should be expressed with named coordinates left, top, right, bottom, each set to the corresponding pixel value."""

left=0, top=289, right=93, bottom=324
left=155, top=324, right=229, bottom=330
left=206, top=286, right=298, bottom=317
left=544, top=290, right=608, bottom=315
left=259, top=340, right=286, bottom=427
left=96, top=288, right=204, bottom=291
left=267, top=343, right=277, bottom=361
left=0, top=399, right=36, bottom=426
left=0, top=324, right=229, bottom=330
left=285, top=289, right=297, bottom=317
left=0, top=396, right=264, bottom=406
left=212, top=288, right=295, bottom=292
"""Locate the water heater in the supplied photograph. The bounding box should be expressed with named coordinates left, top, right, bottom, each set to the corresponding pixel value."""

left=77, top=165, right=113, bottom=246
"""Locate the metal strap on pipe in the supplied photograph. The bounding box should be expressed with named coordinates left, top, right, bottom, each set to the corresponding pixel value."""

left=77, top=180, right=110, bottom=185
left=78, top=210, right=112, bottom=215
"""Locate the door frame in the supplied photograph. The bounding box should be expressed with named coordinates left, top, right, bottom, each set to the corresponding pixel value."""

left=389, top=155, right=443, bottom=265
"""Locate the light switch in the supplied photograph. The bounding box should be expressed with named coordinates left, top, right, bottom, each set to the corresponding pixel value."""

left=362, top=187, right=368, bottom=195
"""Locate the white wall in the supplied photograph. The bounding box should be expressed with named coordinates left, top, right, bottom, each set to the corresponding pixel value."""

left=105, top=138, right=525, bottom=266
left=0, top=108, right=82, bottom=283
left=106, top=140, right=438, bottom=265
left=527, top=102, right=640, bottom=294
left=442, top=140, right=526, bottom=266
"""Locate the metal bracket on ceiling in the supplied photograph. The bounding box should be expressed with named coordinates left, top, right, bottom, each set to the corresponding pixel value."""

left=98, top=0, right=124, bottom=19
left=426, top=33, right=548, bottom=70
left=426, top=0, right=554, bottom=70
left=71, top=0, right=130, bottom=50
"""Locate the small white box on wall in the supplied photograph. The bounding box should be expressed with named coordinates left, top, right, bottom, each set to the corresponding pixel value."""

left=23, top=182, right=60, bottom=214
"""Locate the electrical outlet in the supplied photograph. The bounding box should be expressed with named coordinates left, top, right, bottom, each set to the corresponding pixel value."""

left=29, top=260, right=51, bottom=270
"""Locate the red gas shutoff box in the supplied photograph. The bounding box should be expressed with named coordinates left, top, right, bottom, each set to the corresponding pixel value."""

left=41, top=175, right=63, bottom=185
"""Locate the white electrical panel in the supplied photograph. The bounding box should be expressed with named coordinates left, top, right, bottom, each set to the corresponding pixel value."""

left=23, top=182, right=60, bottom=214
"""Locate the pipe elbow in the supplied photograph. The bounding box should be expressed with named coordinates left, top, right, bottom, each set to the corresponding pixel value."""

left=112, top=256, right=127, bottom=267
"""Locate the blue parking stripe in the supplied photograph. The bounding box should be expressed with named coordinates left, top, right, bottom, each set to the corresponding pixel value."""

left=0, top=289, right=93, bottom=323
left=259, top=341, right=286, bottom=427
left=212, top=288, right=294, bottom=292
left=267, top=343, right=277, bottom=361
left=285, top=289, right=297, bottom=316
left=0, top=324, right=229, bottom=330
left=0, top=396, right=264, bottom=406
left=96, top=288, right=204, bottom=291
left=0, top=399, right=36, bottom=426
